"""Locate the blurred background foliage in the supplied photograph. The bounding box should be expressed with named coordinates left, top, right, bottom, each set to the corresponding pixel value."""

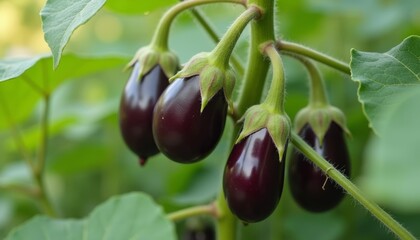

left=0, top=0, right=419, bottom=239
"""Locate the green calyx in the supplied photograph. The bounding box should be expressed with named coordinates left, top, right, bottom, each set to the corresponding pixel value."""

left=236, top=104, right=291, bottom=161
left=170, top=52, right=236, bottom=112
left=294, top=105, right=350, bottom=143
left=127, top=46, right=179, bottom=80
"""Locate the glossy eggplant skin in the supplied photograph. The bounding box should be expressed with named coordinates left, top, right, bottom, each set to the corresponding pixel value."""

left=288, top=122, right=350, bottom=212
left=152, top=75, right=227, bottom=163
left=119, top=63, right=169, bottom=165
left=223, top=128, right=286, bottom=223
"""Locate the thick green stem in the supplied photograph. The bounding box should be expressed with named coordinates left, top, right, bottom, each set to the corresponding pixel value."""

left=284, top=53, right=329, bottom=107
left=291, top=133, right=416, bottom=240
left=236, top=0, right=275, bottom=117
left=262, top=43, right=285, bottom=113
left=216, top=189, right=237, bottom=240
left=150, top=0, right=246, bottom=51
left=276, top=40, right=350, bottom=75
left=215, top=1, right=276, bottom=239
left=210, top=6, right=260, bottom=68
left=189, top=8, right=245, bottom=76
left=216, top=123, right=242, bottom=240
left=167, top=204, right=216, bottom=222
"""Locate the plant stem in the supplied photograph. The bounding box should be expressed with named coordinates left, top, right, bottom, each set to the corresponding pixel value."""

left=167, top=204, right=216, bottom=222
left=276, top=40, right=350, bottom=75
left=262, top=43, right=285, bottom=113
left=291, top=132, right=416, bottom=240
left=33, top=95, right=57, bottom=217
left=214, top=1, right=276, bottom=239
left=210, top=6, right=260, bottom=68
left=283, top=53, right=329, bottom=107
left=189, top=8, right=245, bottom=76
left=150, top=0, right=246, bottom=51
left=236, top=0, right=275, bottom=117
left=215, top=189, right=237, bottom=240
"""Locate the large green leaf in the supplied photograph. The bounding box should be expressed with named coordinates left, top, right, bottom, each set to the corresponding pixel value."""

left=105, top=0, right=177, bottom=15
left=0, top=54, right=127, bottom=130
left=0, top=56, right=44, bottom=83
left=6, top=192, right=176, bottom=240
left=359, top=86, right=420, bottom=212
left=351, top=36, right=420, bottom=212
left=5, top=217, right=84, bottom=240
left=350, top=35, right=420, bottom=135
left=41, top=0, right=106, bottom=68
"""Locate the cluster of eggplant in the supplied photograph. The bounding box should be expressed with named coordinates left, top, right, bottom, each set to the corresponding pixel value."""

left=119, top=61, right=350, bottom=223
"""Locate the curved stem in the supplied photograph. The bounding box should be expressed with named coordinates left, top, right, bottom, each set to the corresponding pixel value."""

left=291, top=133, right=416, bottom=240
left=210, top=6, right=260, bottom=68
left=283, top=53, right=329, bottom=107
left=150, top=0, right=246, bottom=51
left=167, top=204, right=217, bottom=222
left=189, top=8, right=245, bottom=76
left=262, top=43, right=285, bottom=113
left=236, top=0, right=275, bottom=117
left=276, top=40, right=350, bottom=75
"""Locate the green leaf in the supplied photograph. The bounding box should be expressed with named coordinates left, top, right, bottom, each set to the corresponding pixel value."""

left=351, top=35, right=420, bottom=212
left=104, top=0, right=177, bottom=15
left=6, top=192, right=176, bottom=240
left=40, top=0, right=106, bottom=68
left=0, top=54, right=127, bottom=130
left=5, top=216, right=84, bottom=240
left=0, top=56, right=44, bottom=83
left=350, top=35, right=420, bottom=135
left=359, top=86, right=420, bottom=212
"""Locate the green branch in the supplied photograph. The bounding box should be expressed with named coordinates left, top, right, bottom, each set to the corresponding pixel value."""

left=291, top=132, right=416, bottom=240
left=276, top=40, right=350, bottom=75
left=151, top=0, right=246, bottom=51
left=167, top=203, right=217, bottom=222
left=283, top=53, right=328, bottom=107
left=189, top=8, right=245, bottom=76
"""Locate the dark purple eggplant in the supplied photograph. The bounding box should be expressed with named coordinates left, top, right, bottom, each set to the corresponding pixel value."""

left=152, top=75, right=227, bottom=163
left=223, top=128, right=286, bottom=223
left=288, top=122, right=350, bottom=212
left=119, top=62, right=168, bottom=165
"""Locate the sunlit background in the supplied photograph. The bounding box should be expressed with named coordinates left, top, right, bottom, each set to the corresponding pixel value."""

left=1, top=0, right=419, bottom=239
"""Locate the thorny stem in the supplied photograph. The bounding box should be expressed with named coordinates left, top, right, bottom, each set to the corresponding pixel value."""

left=291, top=133, right=416, bottom=240
left=276, top=40, right=351, bottom=75
left=150, top=0, right=246, bottom=51
left=189, top=8, right=245, bottom=76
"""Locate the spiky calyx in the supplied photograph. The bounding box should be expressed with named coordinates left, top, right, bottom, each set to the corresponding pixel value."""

left=294, top=105, right=350, bottom=143
left=128, top=46, right=179, bottom=80
left=169, top=52, right=235, bottom=112
left=236, top=104, right=291, bottom=161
